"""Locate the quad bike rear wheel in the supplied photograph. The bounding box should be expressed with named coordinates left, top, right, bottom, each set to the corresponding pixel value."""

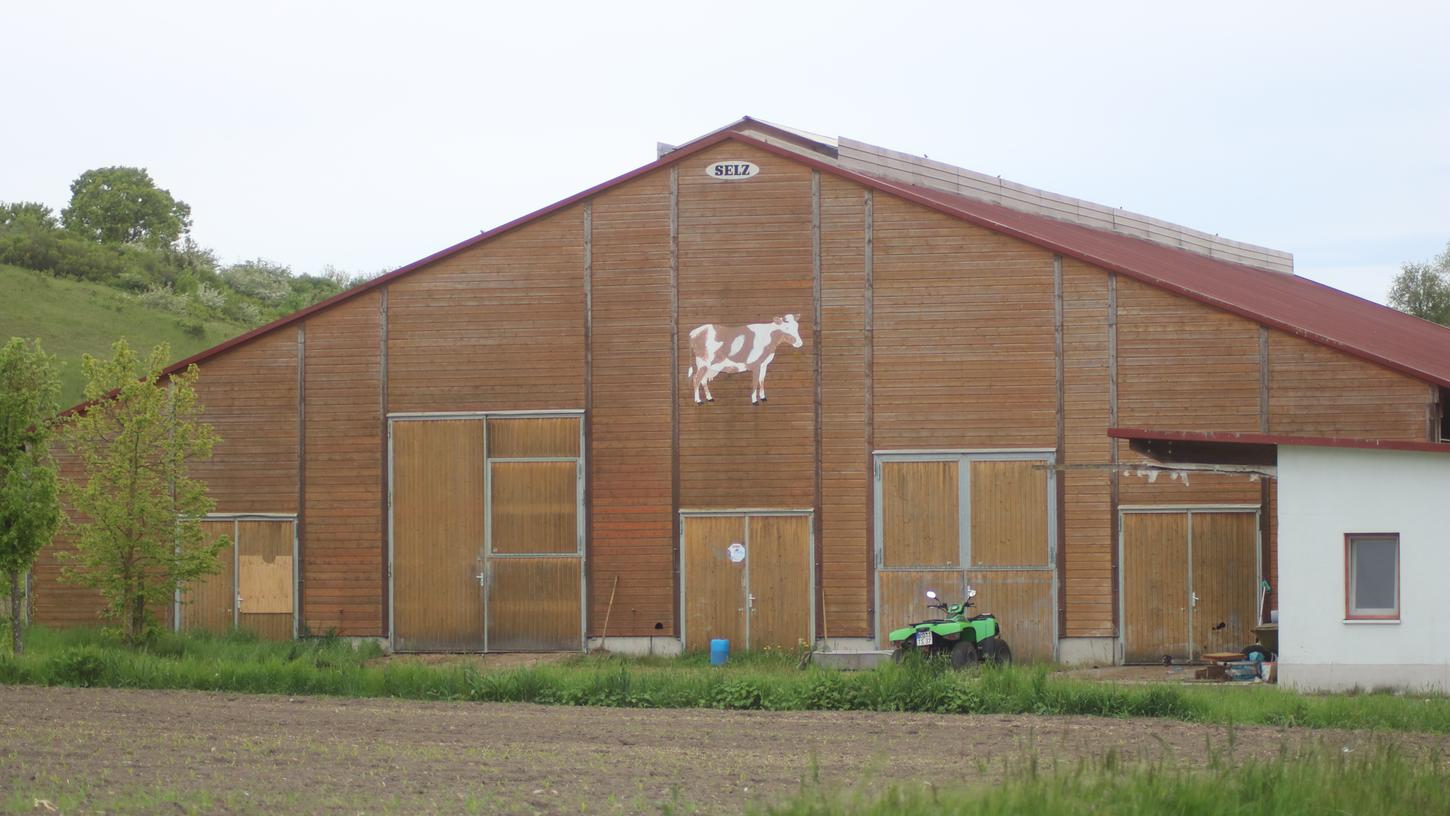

left=979, top=637, right=1013, bottom=665
left=950, top=640, right=979, bottom=670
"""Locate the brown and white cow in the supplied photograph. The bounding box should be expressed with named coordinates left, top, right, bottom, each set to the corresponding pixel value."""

left=687, top=314, right=804, bottom=404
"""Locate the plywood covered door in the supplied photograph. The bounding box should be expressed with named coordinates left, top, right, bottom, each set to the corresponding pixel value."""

left=484, top=417, right=583, bottom=651
left=745, top=515, right=813, bottom=650
left=391, top=419, right=486, bottom=652
left=1190, top=513, right=1259, bottom=658
left=1122, top=512, right=1190, bottom=663
left=180, top=520, right=236, bottom=633
left=237, top=520, right=295, bottom=640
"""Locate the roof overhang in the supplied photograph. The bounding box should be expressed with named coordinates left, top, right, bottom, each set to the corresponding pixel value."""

left=1110, top=427, right=1450, bottom=467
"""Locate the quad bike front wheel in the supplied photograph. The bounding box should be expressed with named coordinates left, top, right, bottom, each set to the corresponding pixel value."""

left=950, top=640, right=979, bottom=669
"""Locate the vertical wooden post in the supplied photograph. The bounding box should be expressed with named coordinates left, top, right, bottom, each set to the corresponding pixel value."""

left=811, top=170, right=824, bottom=642
left=378, top=286, right=390, bottom=640
left=1053, top=255, right=1066, bottom=637
left=669, top=166, right=681, bottom=640
left=295, top=323, right=306, bottom=636
left=1107, top=273, right=1120, bottom=638
left=1259, top=325, right=1273, bottom=619
left=582, top=201, right=594, bottom=638
left=863, top=189, right=875, bottom=637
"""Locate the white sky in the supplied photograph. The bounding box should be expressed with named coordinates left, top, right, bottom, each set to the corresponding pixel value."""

left=4, top=1, right=1447, bottom=304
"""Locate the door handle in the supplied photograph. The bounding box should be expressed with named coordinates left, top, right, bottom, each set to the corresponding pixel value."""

left=1191, top=592, right=1199, bottom=608
left=476, top=573, right=487, bottom=586
left=748, top=593, right=756, bottom=610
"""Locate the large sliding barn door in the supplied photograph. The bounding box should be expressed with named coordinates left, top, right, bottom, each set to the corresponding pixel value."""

left=179, top=517, right=296, bottom=640
left=681, top=512, right=812, bottom=652
left=390, top=415, right=583, bottom=652
left=875, top=454, right=1056, bottom=661
left=1121, top=509, right=1259, bottom=663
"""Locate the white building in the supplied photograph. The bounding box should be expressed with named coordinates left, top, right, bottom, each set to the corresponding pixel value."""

left=1277, top=443, right=1450, bottom=693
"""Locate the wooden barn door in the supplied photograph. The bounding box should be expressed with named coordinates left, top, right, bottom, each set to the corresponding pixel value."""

left=1121, top=512, right=1191, bottom=663
left=681, top=512, right=812, bottom=652
left=391, top=419, right=487, bottom=651
left=484, top=417, right=583, bottom=651
left=1121, top=509, right=1259, bottom=663
left=875, top=454, right=1056, bottom=661
left=1189, top=512, right=1259, bottom=657
left=236, top=520, right=295, bottom=640
left=180, top=519, right=237, bottom=634
left=179, top=517, right=295, bottom=640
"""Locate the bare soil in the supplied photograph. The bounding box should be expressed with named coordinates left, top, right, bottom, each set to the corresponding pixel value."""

left=1, top=685, right=1443, bottom=815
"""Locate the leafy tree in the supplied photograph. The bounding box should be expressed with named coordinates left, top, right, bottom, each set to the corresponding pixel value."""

left=1388, top=241, right=1450, bottom=326
left=0, top=339, right=61, bottom=654
left=61, top=167, right=192, bottom=249
left=0, top=201, right=59, bottom=230
left=59, top=340, right=224, bottom=643
left=222, top=258, right=292, bottom=304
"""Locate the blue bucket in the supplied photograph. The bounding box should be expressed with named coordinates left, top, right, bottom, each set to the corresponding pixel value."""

left=709, top=638, right=730, bottom=666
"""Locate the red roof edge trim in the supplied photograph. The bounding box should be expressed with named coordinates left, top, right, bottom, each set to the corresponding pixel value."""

left=1109, top=427, right=1450, bottom=456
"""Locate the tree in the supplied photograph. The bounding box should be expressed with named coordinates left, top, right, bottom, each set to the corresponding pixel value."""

left=0, top=339, right=61, bottom=654
left=61, top=167, right=192, bottom=249
left=1388, top=241, right=1450, bottom=327
left=221, top=258, right=292, bottom=304
left=59, top=340, right=224, bottom=643
left=0, top=201, right=59, bottom=231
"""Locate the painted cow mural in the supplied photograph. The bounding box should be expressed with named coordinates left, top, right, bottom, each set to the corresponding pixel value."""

left=687, top=314, right=804, bottom=404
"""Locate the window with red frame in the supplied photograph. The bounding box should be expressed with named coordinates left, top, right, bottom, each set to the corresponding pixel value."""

left=1345, top=533, right=1399, bottom=620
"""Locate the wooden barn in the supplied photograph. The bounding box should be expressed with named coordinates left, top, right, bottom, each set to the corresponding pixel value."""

left=31, top=118, right=1450, bottom=663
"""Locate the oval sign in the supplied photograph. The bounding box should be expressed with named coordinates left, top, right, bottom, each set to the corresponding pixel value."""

left=705, top=160, right=760, bottom=180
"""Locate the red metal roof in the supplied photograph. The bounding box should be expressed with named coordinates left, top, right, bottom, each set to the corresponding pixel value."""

left=1110, top=428, right=1450, bottom=456
left=72, top=127, right=1450, bottom=417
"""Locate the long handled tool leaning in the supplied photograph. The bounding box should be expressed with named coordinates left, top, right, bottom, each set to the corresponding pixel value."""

left=597, top=575, right=619, bottom=654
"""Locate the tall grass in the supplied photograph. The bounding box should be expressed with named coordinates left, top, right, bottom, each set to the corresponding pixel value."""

left=758, top=745, right=1450, bottom=815
left=4, top=627, right=1450, bottom=733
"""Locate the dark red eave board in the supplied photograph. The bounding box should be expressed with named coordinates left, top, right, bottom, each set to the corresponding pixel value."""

left=62, top=129, right=1450, bottom=417
left=1110, top=427, right=1450, bottom=456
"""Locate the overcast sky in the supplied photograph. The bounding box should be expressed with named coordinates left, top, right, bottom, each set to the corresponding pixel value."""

left=5, top=1, right=1447, bottom=303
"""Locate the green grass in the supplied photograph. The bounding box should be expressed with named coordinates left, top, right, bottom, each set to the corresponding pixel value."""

left=0, top=263, right=249, bottom=405
left=4, top=627, right=1450, bottom=734
left=758, top=745, right=1450, bottom=815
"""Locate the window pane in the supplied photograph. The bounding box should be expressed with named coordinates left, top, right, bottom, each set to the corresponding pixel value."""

left=1352, top=537, right=1397, bottom=614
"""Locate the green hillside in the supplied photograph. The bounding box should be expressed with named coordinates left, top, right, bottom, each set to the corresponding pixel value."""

left=0, top=263, right=250, bottom=407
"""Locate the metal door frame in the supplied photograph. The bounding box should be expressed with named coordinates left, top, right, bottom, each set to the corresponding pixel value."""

left=677, top=508, right=815, bottom=652
left=1116, top=504, right=1262, bottom=662
left=174, top=513, right=299, bottom=638
left=872, top=450, right=1058, bottom=656
left=387, top=410, right=586, bottom=653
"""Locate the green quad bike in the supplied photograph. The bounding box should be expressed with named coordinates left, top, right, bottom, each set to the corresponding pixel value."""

left=888, top=588, right=1013, bottom=669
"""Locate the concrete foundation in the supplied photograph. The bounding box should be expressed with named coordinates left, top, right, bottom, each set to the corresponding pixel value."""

left=1057, top=637, right=1118, bottom=667
left=812, top=650, right=893, bottom=670
left=1280, top=663, right=1450, bottom=694
left=586, top=636, right=684, bottom=657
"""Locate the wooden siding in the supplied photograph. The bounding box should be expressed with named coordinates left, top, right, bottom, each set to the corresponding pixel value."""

left=969, top=460, right=1049, bottom=567
left=1116, top=275, right=1262, bottom=506
left=386, top=208, right=586, bottom=413
left=1060, top=259, right=1114, bottom=636
left=190, top=328, right=299, bottom=513
left=30, top=451, right=104, bottom=626
left=487, top=417, right=581, bottom=458
left=1268, top=329, right=1430, bottom=439
left=818, top=174, right=870, bottom=637
left=1122, top=512, right=1190, bottom=662
left=871, top=194, right=1056, bottom=450
left=180, top=520, right=237, bottom=633
left=588, top=170, right=675, bottom=636
left=677, top=142, right=815, bottom=510
left=303, top=289, right=383, bottom=636
left=964, top=569, right=1055, bottom=663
